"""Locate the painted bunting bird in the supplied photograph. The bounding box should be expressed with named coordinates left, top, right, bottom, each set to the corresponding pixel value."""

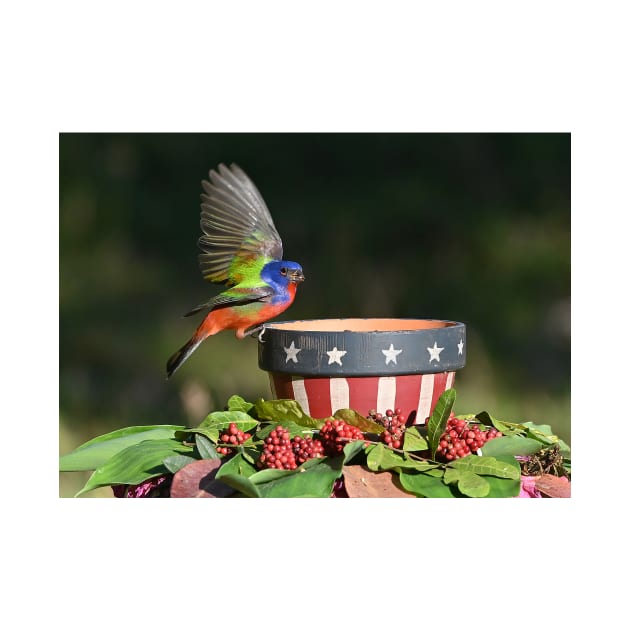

left=166, top=163, right=305, bottom=378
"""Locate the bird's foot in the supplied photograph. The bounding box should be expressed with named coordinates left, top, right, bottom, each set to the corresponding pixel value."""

left=245, top=324, right=266, bottom=342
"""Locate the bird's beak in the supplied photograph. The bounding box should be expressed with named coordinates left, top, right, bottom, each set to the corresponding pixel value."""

left=290, top=269, right=305, bottom=283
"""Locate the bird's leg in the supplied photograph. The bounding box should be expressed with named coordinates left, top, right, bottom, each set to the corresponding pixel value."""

left=244, top=324, right=266, bottom=342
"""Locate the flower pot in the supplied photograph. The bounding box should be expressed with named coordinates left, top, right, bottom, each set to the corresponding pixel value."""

left=258, top=318, right=466, bottom=424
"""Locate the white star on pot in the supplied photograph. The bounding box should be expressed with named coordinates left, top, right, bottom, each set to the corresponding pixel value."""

left=427, top=341, right=444, bottom=363
left=326, top=347, right=347, bottom=366
left=457, top=339, right=464, bottom=355
left=382, top=343, right=403, bottom=365
left=283, top=341, right=301, bottom=363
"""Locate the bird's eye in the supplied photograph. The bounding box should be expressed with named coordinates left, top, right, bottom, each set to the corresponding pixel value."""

left=280, top=267, right=288, bottom=276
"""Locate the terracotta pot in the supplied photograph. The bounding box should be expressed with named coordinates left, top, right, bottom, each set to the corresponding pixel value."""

left=258, top=318, right=466, bottom=424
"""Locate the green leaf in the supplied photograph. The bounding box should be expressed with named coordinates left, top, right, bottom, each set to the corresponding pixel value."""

left=254, top=456, right=344, bottom=498
left=556, top=440, right=571, bottom=458
left=444, top=468, right=490, bottom=497
left=195, top=433, right=219, bottom=459
left=333, top=409, right=384, bottom=434
left=198, top=410, right=258, bottom=429
left=59, top=425, right=186, bottom=472
left=479, top=413, right=528, bottom=436
left=427, top=388, right=456, bottom=458
left=401, top=464, right=521, bottom=498
left=342, top=439, right=367, bottom=464
left=256, top=421, right=317, bottom=440
left=248, top=467, right=297, bottom=484
left=226, top=395, right=254, bottom=413
left=254, top=398, right=323, bottom=429
left=366, top=443, right=439, bottom=473
left=455, top=413, right=478, bottom=421
left=366, top=444, right=398, bottom=472
left=76, top=439, right=193, bottom=496
left=243, top=456, right=326, bottom=486
left=163, top=454, right=199, bottom=474
left=518, top=422, right=571, bottom=456
left=366, top=443, right=401, bottom=471
left=443, top=467, right=459, bottom=485
left=479, top=436, right=543, bottom=458
left=398, top=470, right=458, bottom=498
left=214, top=473, right=261, bottom=498
left=449, top=454, right=521, bottom=480
left=402, top=426, right=429, bottom=452
left=521, top=422, right=564, bottom=447
left=457, top=472, right=489, bottom=497
left=215, top=453, right=258, bottom=479
left=192, top=411, right=259, bottom=442
left=562, top=457, right=571, bottom=475
left=522, top=421, right=554, bottom=435
left=241, top=447, right=259, bottom=465
left=484, top=475, right=522, bottom=498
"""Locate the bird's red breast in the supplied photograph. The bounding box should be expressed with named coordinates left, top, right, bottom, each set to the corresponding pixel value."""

left=196, top=282, right=298, bottom=340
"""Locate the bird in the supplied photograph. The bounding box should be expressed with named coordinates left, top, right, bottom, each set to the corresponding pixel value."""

left=166, top=163, right=305, bottom=378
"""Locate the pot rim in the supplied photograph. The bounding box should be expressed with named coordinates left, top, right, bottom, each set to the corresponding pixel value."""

left=258, top=318, right=466, bottom=377
left=262, top=317, right=463, bottom=333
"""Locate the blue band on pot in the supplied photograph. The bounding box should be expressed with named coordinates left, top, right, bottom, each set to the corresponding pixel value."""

left=257, top=318, right=466, bottom=377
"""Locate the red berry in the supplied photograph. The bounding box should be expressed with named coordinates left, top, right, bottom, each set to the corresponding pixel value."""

left=217, top=423, right=251, bottom=455
left=292, top=435, right=325, bottom=464
left=367, top=408, right=408, bottom=450
left=319, top=419, right=364, bottom=456
left=435, top=416, right=503, bottom=462
left=257, top=426, right=298, bottom=470
left=257, top=426, right=328, bottom=470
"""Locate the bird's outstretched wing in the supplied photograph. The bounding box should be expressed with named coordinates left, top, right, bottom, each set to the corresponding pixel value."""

left=198, top=163, right=283, bottom=286
left=183, top=285, right=274, bottom=317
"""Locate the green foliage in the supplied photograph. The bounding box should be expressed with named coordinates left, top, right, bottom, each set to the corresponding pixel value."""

left=59, top=425, right=186, bottom=471
left=60, top=389, right=570, bottom=498
left=226, top=395, right=255, bottom=414
left=366, top=443, right=439, bottom=473
left=194, top=433, right=218, bottom=460
left=478, top=436, right=542, bottom=457
left=76, top=439, right=193, bottom=496
left=479, top=415, right=571, bottom=457
left=402, top=426, right=429, bottom=452
left=188, top=410, right=258, bottom=442
left=448, top=454, right=520, bottom=480
left=253, top=398, right=323, bottom=429
left=427, top=388, right=456, bottom=458
left=332, top=409, right=385, bottom=434
left=163, top=454, right=199, bottom=474
left=399, top=471, right=459, bottom=498
left=215, top=452, right=258, bottom=479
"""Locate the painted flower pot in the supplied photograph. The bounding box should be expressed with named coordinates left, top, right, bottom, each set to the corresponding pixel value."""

left=258, top=318, right=466, bottom=424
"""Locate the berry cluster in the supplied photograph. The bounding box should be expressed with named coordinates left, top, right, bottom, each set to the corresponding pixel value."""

left=292, top=435, right=325, bottom=464
left=216, top=422, right=252, bottom=455
left=368, top=408, right=407, bottom=449
left=318, top=419, right=365, bottom=456
left=258, top=425, right=296, bottom=469
left=436, top=414, right=502, bottom=461
left=257, top=426, right=325, bottom=470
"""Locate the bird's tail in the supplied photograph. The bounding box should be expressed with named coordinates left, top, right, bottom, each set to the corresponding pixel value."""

left=166, top=334, right=205, bottom=379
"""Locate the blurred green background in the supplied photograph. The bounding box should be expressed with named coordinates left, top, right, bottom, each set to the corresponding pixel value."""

left=59, top=133, right=570, bottom=497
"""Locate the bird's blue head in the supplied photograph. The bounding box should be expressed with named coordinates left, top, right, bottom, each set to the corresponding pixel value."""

left=261, top=260, right=305, bottom=290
